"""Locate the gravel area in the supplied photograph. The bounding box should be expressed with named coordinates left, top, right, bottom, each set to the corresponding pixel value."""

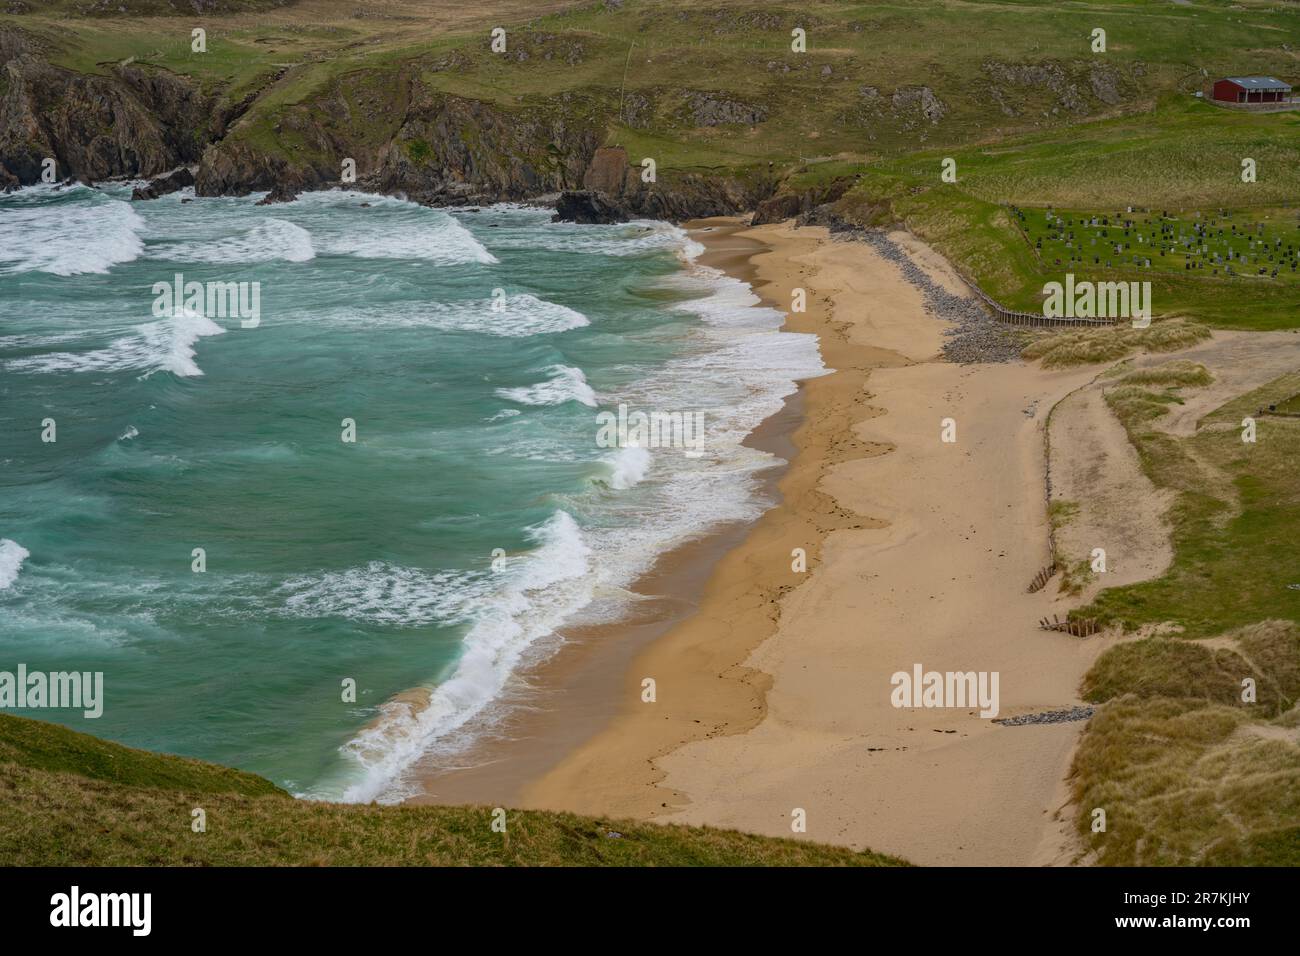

left=842, top=230, right=1024, bottom=364
left=991, top=705, right=1095, bottom=727
left=827, top=226, right=1024, bottom=364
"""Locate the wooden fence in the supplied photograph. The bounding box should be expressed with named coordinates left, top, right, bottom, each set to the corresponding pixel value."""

left=1039, top=614, right=1102, bottom=638
left=1027, top=562, right=1059, bottom=594
left=953, top=267, right=1121, bottom=328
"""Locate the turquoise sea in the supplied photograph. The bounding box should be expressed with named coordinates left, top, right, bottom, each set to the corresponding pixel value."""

left=0, top=183, right=823, bottom=801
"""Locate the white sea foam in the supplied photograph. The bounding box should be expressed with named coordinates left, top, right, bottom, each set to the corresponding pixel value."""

left=605, top=444, right=652, bottom=489
left=496, top=365, right=597, bottom=407
left=473, top=210, right=697, bottom=258
left=335, top=511, right=593, bottom=803
left=5, top=308, right=226, bottom=378
left=278, top=563, right=484, bottom=628
left=151, top=218, right=315, bottom=263
left=0, top=188, right=144, bottom=276
left=0, top=540, right=30, bottom=590
left=327, top=250, right=828, bottom=803
left=328, top=293, right=588, bottom=337
left=289, top=190, right=498, bottom=264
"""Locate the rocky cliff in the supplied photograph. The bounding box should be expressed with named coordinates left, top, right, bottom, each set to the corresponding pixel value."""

left=0, top=27, right=219, bottom=188
left=1, top=26, right=772, bottom=221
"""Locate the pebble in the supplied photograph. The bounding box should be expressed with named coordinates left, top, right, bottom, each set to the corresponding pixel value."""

left=831, top=228, right=1023, bottom=363
left=992, top=705, right=1095, bottom=727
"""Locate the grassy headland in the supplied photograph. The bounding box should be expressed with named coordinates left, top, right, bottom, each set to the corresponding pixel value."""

left=0, top=713, right=906, bottom=866
left=5, top=0, right=1300, bottom=327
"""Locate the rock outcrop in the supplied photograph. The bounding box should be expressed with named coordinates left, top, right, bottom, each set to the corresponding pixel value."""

left=131, top=166, right=194, bottom=200
left=551, top=145, right=773, bottom=223
left=0, top=27, right=217, bottom=187
left=254, top=181, right=298, bottom=205
left=751, top=175, right=858, bottom=226
left=1, top=30, right=776, bottom=223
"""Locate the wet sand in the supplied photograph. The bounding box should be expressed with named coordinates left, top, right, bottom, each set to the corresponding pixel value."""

left=404, top=221, right=828, bottom=807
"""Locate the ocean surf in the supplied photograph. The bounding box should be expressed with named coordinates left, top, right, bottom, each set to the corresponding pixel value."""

left=0, top=187, right=825, bottom=802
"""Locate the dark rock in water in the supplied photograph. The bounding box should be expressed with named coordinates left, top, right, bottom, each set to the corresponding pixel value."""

left=552, top=189, right=629, bottom=224
left=359, top=202, right=371, bottom=207
left=180, top=197, right=193, bottom=203
left=131, top=167, right=194, bottom=201
left=255, top=182, right=298, bottom=205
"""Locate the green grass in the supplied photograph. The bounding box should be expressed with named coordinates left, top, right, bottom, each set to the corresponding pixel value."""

left=1016, top=205, right=1300, bottom=282
left=1065, top=369, right=1300, bottom=865
left=1072, top=691, right=1300, bottom=866
left=840, top=96, right=1300, bottom=329
left=1071, top=621, right=1300, bottom=866
left=8, top=0, right=1300, bottom=328
left=0, top=712, right=283, bottom=797
left=1114, top=359, right=1213, bottom=389
left=1079, top=371, right=1300, bottom=635
left=1021, top=320, right=1211, bottom=368
left=0, top=714, right=907, bottom=866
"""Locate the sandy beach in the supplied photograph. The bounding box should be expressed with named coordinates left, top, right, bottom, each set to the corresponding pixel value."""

left=402, top=216, right=1299, bottom=865
left=516, top=219, right=1126, bottom=865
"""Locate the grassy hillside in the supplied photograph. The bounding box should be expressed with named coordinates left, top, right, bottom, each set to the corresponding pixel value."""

left=7, top=0, right=1299, bottom=328
left=0, top=713, right=907, bottom=866
left=841, top=96, right=1300, bottom=329
left=1082, top=370, right=1300, bottom=634
left=1057, top=370, right=1300, bottom=865
left=15, top=0, right=1298, bottom=160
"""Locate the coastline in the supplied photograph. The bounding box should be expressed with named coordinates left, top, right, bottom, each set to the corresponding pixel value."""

left=518, top=218, right=1119, bottom=866
left=508, top=218, right=922, bottom=818
left=404, top=217, right=900, bottom=811
left=406, top=215, right=1121, bottom=867
left=403, top=220, right=837, bottom=807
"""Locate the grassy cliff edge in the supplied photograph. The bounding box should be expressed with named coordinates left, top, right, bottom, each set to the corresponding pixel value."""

left=0, top=713, right=907, bottom=866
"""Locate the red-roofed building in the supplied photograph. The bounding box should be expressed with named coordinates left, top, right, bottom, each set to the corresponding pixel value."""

left=1212, top=76, right=1292, bottom=104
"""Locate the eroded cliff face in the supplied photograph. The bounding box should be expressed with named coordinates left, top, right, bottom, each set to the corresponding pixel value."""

left=1, top=27, right=771, bottom=220
left=554, top=144, right=776, bottom=223
left=186, top=68, right=770, bottom=219
left=0, top=28, right=218, bottom=188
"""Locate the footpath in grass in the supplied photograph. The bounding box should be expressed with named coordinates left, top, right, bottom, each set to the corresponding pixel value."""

left=1067, top=371, right=1300, bottom=866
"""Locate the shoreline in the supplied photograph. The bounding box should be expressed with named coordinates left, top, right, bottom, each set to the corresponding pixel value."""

left=519, top=219, right=1118, bottom=866
left=514, top=219, right=920, bottom=820
left=402, top=220, right=826, bottom=807
left=406, top=215, right=1120, bottom=867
